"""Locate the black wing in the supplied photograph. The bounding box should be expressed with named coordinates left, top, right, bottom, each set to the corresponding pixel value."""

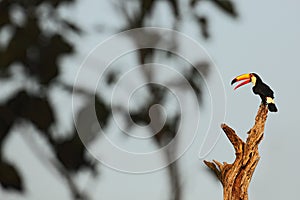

left=252, top=82, right=274, bottom=99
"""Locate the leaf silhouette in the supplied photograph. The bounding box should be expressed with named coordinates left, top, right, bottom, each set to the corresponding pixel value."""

left=211, top=0, right=238, bottom=17
left=95, top=95, right=111, bottom=128
left=0, top=105, right=15, bottom=148
left=0, top=160, right=23, bottom=192
left=8, top=91, right=55, bottom=132
left=197, top=16, right=209, bottom=39
left=54, top=133, right=95, bottom=172
left=168, top=0, right=180, bottom=18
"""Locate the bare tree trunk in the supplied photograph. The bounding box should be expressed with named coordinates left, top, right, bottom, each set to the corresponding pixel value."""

left=204, top=104, right=268, bottom=200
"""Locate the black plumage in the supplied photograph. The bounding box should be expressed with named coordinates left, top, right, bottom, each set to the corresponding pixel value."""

left=251, top=73, right=274, bottom=101
left=251, top=73, right=277, bottom=112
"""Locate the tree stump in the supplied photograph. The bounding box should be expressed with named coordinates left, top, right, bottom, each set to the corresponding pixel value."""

left=204, top=104, right=268, bottom=200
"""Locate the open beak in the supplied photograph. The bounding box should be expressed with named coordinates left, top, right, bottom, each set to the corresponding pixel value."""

left=231, top=73, right=252, bottom=90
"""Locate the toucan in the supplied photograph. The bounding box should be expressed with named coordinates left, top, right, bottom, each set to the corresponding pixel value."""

left=231, top=73, right=278, bottom=112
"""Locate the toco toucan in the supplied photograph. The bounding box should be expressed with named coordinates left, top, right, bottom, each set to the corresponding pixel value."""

left=231, top=73, right=278, bottom=112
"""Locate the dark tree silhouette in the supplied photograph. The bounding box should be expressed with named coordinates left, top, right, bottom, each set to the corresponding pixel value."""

left=0, top=0, right=238, bottom=199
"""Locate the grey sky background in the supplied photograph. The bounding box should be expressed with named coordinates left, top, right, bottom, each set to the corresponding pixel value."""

left=1, top=0, right=300, bottom=200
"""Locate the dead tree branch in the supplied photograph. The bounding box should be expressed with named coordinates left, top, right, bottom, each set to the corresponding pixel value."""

left=204, top=104, right=268, bottom=200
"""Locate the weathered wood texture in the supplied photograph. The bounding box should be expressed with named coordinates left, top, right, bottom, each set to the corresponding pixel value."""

left=204, top=104, right=268, bottom=200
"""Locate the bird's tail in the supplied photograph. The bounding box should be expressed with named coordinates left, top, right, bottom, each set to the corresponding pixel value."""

left=268, top=103, right=278, bottom=112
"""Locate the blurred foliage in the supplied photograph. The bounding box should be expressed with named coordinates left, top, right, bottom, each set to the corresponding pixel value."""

left=0, top=0, right=238, bottom=199
left=0, top=0, right=93, bottom=196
